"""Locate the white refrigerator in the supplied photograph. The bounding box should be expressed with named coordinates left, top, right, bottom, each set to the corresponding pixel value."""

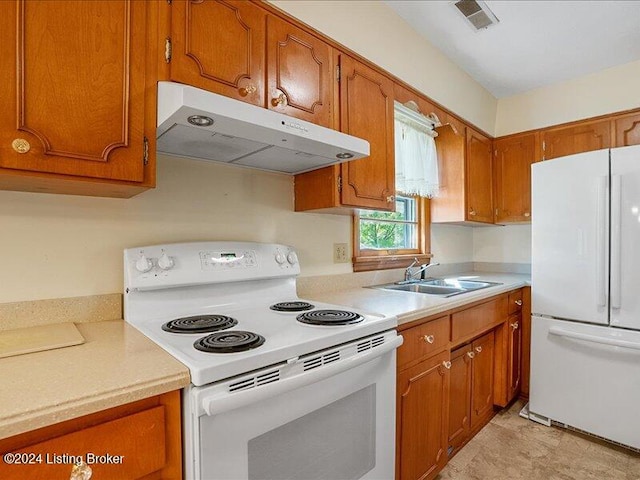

left=530, top=144, right=640, bottom=450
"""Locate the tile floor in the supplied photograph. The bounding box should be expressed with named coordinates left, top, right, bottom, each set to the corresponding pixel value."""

left=437, top=400, right=640, bottom=480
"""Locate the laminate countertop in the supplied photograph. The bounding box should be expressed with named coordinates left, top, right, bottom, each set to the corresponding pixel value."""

left=299, top=272, right=531, bottom=326
left=0, top=320, right=190, bottom=440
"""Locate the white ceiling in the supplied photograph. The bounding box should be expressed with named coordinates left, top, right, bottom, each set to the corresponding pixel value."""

left=385, top=1, right=640, bottom=98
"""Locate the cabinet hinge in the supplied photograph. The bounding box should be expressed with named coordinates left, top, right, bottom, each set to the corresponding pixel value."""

left=337, top=175, right=342, bottom=192
left=336, top=65, right=340, bottom=82
left=165, top=37, right=172, bottom=63
left=143, top=136, right=149, bottom=166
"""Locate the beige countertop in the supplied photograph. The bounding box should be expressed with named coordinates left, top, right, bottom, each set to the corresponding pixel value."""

left=0, top=320, right=190, bottom=440
left=301, top=272, right=530, bottom=326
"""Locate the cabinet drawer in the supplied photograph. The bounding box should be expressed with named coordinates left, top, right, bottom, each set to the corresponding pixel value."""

left=451, top=297, right=507, bottom=345
left=0, top=406, right=165, bottom=480
left=398, top=315, right=450, bottom=369
left=508, top=289, right=523, bottom=315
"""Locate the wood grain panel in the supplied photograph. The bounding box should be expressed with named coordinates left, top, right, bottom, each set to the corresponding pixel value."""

left=171, top=0, right=265, bottom=105
left=470, top=331, right=494, bottom=429
left=397, top=315, right=450, bottom=371
left=0, top=0, right=148, bottom=182
left=397, top=351, right=449, bottom=480
left=448, top=345, right=472, bottom=455
left=494, top=133, right=537, bottom=223
left=339, top=54, right=395, bottom=210
left=520, top=286, right=532, bottom=398
left=267, top=15, right=332, bottom=127
left=431, top=124, right=466, bottom=223
left=542, top=120, right=611, bottom=160
left=507, top=313, right=522, bottom=401
left=614, top=112, right=640, bottom=147
left=451, top=295, right=507, bottom=345
left=465, top=128, right=494, bottom=223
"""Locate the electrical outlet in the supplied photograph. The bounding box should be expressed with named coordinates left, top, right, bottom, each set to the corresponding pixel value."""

left=333, top=243, right=349, bottom=263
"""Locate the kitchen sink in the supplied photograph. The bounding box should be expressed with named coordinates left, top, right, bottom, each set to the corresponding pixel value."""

left=371, top=278, right=502, bottom=297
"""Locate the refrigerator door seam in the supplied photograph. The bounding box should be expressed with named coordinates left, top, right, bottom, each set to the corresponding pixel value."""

left=549, top=326, right=640, bottom=350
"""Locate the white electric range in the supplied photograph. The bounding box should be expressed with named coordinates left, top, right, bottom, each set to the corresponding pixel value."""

left=124, top=241, right=401, bottom=480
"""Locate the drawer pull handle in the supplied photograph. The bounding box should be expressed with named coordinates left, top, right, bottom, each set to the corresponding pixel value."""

left=475, top=346, right=482, bottom=353
left=442, top=360, right=452, bottom=369
left=423, top=334, right=435, bottom=344
left=467, top=351, right=475, bottom=359
left=12, top=138, right=30, bottom=154
left=469, top=208, right=477, bottom=216
left=511, top=322, right=519, bottom=330
left=523, top=212, right=531, bottom=218
left=515, top=299, right=523, bottom=306
left=239, top=85, right=257, bottom=97
left=271, top=92, right=287, bottom=107
left=70, top=461, right=92, bottom=480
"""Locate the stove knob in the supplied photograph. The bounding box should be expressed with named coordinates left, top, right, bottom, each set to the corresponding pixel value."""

left=135, top=252, right=153, bottom=273
left=275, top=252, right=286, bottom=264
left=158, top=251, right=175, bottom=270
left=287, top=252, right=298, bottom=265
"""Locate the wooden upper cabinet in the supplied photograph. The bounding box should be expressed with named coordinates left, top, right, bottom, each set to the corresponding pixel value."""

left=541, top=119, right=610, bottom=160
left=338, top=54, right=395, bottom=210
left=465, top=128, right=494, bottom=223
left=494, top=133, right=537, bottom=223
left=0, top=0, right=155, bottom=196
left=266, top=16, right=333, bottom=127
left=170, top=0, right=266, bottom=106
left=613, top=112, right=640, bottom=147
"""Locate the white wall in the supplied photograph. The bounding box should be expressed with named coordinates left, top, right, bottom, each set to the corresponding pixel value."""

left=271, top=0, right=497, bottom=135
left=431, top=225, right=474, bottom=264
left=473, top=225, right=532, bottom=264
left=495, top=59, right=640, bottom=136
left=0, top=156, right=354, bottom=303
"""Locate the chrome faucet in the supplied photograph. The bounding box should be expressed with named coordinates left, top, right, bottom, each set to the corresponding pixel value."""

left=404, top=258, right=440, bottom=282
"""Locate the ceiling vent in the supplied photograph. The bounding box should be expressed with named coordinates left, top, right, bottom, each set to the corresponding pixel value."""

left=454, top=0, right=499, bottom=31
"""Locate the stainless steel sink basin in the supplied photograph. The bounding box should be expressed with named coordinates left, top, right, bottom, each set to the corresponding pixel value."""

left=371, top=278, right=502, bottom=297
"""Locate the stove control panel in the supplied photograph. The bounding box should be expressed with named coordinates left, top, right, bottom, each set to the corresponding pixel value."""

left=200, top=250, right=257, bottom=270
left=124, top=242, right=301, bottom=291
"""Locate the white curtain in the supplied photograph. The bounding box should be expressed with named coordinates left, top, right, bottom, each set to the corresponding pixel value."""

left=394, top=117, right=439, bottom=198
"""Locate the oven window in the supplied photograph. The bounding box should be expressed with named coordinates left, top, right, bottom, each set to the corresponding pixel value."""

left=247, top=385, right=376, bottom=480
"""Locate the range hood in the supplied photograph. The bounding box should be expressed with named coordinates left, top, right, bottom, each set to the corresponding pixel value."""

left=156, top=82, right=370, bottom=174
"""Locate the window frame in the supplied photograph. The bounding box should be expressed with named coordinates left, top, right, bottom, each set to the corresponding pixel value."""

left=352, top=196, right=432, bottom=272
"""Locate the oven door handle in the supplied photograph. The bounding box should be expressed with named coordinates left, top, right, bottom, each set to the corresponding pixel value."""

left=200, top=334, right=403, bottom=417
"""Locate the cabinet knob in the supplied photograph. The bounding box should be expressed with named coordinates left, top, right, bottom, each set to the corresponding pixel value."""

left=469, top=208, right=477, bottom=216
left=271, top=92, right=287, bottom=107
left=467, top=351, right=475, bottom=359
left=475, top=346, right=482, bottom=353
left=523, top=212, right=531, bottom=218
left=238, top=85, right=257, bottom=97
left=515, top=299, right=523, bottom=306
left=442, top=360, right=452, bottom=370
left=423, top=334, right=435, bottom=344
left=386, top=195, right=395, bottom=203
left=12, top=138, right=30, bottom=154
left=70, top=461, right=92, bottom=480
left=511, top=322, right=519, bottom=330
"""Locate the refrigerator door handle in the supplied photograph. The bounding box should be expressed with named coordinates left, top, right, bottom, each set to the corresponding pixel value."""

left=595, top=176, right=607, bottom=308
left=611, top=175, right=622, bottom=310
left=549, top=326, right=640, bottom=350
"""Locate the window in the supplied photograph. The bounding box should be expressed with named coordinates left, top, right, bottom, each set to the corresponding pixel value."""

left=353, top=196, right=431, bottom=272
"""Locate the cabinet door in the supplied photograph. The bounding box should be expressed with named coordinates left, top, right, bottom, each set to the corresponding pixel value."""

left=170, top=0, right=265, bottom=106
left=507, top=313, right=523, bottom=401
left=470, top=331, right=495, bottom=429
left=0, top=0, right=149, bottom=183
left=397, top=351, right=450, bottom=480
left=338, top=54, right=395, bottom=210
left=494, top=133, right=537, bottom=223
left=466, top=128, right=494, bottom=223
left=614, top=112, right=640, bottom=147
left=447, top=345, right=472, bottom=455
left=542, top=120, right=610, bottom=160
left=266, top=16, right=333, bottom=127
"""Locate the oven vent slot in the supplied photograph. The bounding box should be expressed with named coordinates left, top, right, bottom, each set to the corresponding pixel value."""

left=228, top=370, right=280, bottom=393
left=303, top=350, right=341, bottom=371
left=357, top=335, right=385, bottom=352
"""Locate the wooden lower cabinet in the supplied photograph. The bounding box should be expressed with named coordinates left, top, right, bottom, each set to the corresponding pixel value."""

left=447, top=345, right=472, bottom=454
left=470, top=331, right=495, bottom=429
left=0, top=391, right=181, bottom=480
left=397, top=351, right=450, bottom=480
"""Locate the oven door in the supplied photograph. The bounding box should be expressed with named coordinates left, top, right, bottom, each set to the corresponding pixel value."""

left=183, top=331, right=402, bottom=480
